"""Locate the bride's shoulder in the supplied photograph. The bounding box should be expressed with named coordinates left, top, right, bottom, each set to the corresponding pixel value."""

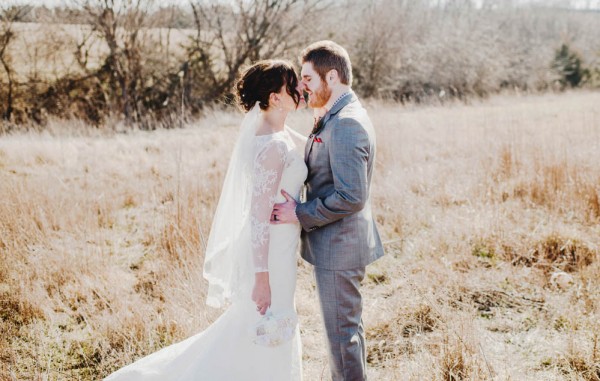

left=254, top=134, right=288, bottom=158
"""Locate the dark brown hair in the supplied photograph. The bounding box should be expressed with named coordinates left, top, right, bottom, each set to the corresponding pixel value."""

left=300, top=40, right=353, bottom=86
left=235, top=60, right=300, bottom=112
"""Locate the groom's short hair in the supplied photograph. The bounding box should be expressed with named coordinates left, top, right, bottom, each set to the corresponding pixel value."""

left=301, top=41, right=352, bottom=86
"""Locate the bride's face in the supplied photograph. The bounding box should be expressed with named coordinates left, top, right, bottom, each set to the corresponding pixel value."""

left=276, top=83, right=306, bottom=111
left=294, top=83, right=307, bottom=110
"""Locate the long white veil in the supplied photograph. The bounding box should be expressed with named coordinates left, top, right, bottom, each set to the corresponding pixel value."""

left=203, top=104, right=260, bottom=308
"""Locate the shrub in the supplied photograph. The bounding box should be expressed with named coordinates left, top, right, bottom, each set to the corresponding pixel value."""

left=552, top=43, right=590, bottom=88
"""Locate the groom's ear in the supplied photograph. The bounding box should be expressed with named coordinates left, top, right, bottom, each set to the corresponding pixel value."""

left=326, top=70, right=339, bottom=85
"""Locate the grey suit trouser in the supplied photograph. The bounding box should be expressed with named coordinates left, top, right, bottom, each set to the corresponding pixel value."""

left=314, top=267, right=367, bottom=381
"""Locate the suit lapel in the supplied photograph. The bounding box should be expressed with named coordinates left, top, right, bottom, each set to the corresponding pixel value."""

left=305, top=117, right=324, bottom=164
left=305, top=91, right=358, bottom=164
left=304, top=135, right=313, bottom=164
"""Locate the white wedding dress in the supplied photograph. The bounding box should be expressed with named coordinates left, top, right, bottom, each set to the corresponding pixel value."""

left=105, top=124, right=308, bottom=381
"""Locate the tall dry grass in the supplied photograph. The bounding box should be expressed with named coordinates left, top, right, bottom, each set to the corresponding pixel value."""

left=0, top=91, right=599, bottom=380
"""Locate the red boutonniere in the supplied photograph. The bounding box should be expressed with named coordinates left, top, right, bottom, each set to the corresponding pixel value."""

left=314, top=137, right=323, bottom=143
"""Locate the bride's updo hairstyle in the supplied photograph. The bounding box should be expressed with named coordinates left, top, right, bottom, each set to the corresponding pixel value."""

left=235, top=60, right=300, bottom=112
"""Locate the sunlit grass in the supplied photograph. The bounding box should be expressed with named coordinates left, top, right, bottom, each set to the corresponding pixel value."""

left=0, top=91, right=599, bottom=380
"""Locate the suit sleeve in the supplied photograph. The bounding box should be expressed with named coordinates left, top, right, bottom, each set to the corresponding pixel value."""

left=295, top=118, right=369, bottom=231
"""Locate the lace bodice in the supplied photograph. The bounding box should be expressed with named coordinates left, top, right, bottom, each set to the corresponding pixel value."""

left=251, top=128, right=307, bottom=272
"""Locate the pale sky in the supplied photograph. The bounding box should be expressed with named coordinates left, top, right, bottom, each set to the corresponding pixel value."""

left=5, top=0, right=600, bottom=9
left=6, top=0, right=192, bottom=6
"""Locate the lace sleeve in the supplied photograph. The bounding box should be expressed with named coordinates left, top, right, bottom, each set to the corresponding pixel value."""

left=251, top=139, right=288, bottom=272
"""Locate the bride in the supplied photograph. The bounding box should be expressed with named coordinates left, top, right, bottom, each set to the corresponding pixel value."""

left=105, top=60, right=308, bottom=380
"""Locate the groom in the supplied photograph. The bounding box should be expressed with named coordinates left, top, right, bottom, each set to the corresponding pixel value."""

left=271, top=40, right=384, bottom=381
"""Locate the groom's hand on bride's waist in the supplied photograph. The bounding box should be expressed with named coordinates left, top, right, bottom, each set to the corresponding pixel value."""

left=270, top=190, right=298, bottom=224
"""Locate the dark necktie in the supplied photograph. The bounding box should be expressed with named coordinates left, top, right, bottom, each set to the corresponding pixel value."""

left=311, top=117, right=324, bottom=135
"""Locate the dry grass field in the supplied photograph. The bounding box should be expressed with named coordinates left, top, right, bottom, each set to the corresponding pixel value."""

left=1, top=90, right=600, bottom=380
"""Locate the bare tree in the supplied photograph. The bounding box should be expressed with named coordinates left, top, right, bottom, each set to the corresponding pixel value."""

left=0, top=5, right=29, bottom=121
left=347, top=0, right=405, bottom=97
left=73, top=0, right=154, bottom=126
left=186, top=0, right=326, bottom=105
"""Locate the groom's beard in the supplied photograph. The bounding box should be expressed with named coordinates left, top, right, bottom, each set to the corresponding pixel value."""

left=308, top=83, right=332, bottom=109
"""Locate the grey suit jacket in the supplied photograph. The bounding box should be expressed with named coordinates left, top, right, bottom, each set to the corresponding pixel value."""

left=296, top=91, right=384, bottom=270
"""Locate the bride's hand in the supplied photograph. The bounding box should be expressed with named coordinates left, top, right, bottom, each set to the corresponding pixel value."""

left=252, top=272, right=271, bottom=315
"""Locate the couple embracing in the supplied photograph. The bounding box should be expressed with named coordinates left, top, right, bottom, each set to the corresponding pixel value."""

left=106, top=40, right=384, bottom=381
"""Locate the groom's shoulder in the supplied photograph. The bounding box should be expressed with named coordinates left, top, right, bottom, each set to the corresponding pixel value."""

left=330, top=109, right=371, bottom=145
left=334, top=98, right=363, bottom=118
left=335, top=100, right=370, bottom=127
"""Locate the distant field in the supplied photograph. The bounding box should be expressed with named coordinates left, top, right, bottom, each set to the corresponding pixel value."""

left=8, top=22, right=193, bottom=80
left=1, top=91, right=599, bottom=380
